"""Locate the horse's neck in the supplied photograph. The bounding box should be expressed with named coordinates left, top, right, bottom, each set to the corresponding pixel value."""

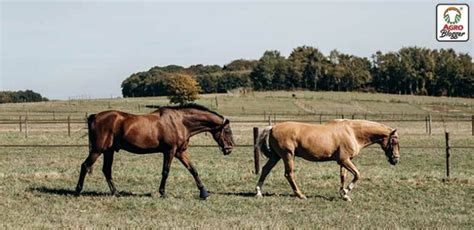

left=183, top=111, right=222, bottom=137
left=352, top=122, right=390, bottom=148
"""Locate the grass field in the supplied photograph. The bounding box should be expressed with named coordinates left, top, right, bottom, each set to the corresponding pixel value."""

left=0, top=91, right=473, bottom=228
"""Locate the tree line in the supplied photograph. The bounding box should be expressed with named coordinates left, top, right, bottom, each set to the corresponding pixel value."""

left=0, top=90, right=48, bottom=104
left=121, top=46, right=473, bottom=98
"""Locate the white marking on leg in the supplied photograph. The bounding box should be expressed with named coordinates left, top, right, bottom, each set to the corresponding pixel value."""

left=339, top=188, right=348, bottom=197
left=256, top=186, right=263, bottom=197
left=348, top=182, right=355, bottom=191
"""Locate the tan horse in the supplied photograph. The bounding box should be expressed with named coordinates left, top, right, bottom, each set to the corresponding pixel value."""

left=255, top=119, right=400, bottom=201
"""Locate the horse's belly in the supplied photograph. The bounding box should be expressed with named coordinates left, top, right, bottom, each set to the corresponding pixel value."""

left=295, top=148, right=335, bottom=162
left=120, top=143, right=162, bottom=154
left=120, top=137, right=162, bottom=154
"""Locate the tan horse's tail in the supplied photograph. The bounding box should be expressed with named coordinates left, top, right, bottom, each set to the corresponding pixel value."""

left=257, top=126, right=274, bottom=158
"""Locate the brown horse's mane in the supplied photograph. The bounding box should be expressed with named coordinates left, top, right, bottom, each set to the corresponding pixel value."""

left=153, top=103, right=224, bottom=118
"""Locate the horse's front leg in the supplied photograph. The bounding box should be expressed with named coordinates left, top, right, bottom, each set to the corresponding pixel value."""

left=159, top=151, right=174, bottom=198
left=340, top=159, right=361, bottom=201
left=176, top=151, right=209, bottom=200
left=282, top=154, right=306, bottom=199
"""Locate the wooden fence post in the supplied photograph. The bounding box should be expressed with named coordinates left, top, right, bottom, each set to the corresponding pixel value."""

left=25, top=116, right=28, bottom=138
left=428, top=114, right=432, bottom=136
left=67, top=116, right=71, bottom=137
left=425, top=116, right=428, bottom=133
left=471, top=115, right=473, bottom=136
left=19, top=116, right=22, bottom=132
left=445, top=132, right=450, bottom=178
left=253, top=127, right=260, bottom=174
left=85, top=112, right=88, bottom=128
left=268, top=116, right=272, bottom=125
left=319, top=113, right=322, bottom=124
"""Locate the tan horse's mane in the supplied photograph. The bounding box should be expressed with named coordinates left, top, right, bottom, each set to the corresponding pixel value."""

left=330, top=119, right=393, bottom=132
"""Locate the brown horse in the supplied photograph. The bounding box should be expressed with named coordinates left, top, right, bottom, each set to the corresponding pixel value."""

left=75, top=104, right=234, bottom=199
left=255, top=119, right=400, bottom=201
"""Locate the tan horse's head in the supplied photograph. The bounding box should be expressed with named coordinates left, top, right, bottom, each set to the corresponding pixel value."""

left=382, top=129, right=400, bottom=165
left=211, top=118, right=234, bottom=155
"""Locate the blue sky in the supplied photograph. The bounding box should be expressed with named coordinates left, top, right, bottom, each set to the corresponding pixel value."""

left=1, top=1, right=472, bottom=99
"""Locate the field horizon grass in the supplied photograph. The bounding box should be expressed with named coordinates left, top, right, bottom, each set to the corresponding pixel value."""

left=0, top=91, right=473, bottom=228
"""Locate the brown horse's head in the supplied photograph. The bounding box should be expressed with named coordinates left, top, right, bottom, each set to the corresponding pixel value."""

left=211, top=118, right=234, bottom=155
left=383, top=129, right=400, bottom=165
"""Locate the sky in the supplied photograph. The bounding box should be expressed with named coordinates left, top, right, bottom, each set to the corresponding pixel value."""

left=1, top=0, right=472, bottom=99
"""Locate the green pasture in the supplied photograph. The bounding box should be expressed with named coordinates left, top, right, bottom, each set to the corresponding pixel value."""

left=0, top=91, right=472, bottom=228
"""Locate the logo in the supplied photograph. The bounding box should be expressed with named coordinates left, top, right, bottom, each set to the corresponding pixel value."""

left=436, top=4, right=469, bottom=42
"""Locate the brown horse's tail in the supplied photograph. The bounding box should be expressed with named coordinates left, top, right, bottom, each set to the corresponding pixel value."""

left=87, top=114, right=96, bottom=154
left=257, top=126, right=274, bottom=158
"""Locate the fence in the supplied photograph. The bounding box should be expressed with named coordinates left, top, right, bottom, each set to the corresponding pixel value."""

left=1, top=113, right=473, bottom=137
left=0, top=112, right=472, bottom=179
left=0, top=130, right=470, bottom=179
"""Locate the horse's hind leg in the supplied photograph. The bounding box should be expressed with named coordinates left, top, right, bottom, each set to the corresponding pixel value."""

left=282, top=154, right=306, bottom=199
left=75, top=152, right=101, bottom=195
left=339, top=166, right=351, bottom=201
left=102, top=151, right=117, bottom=196
left=255, top=155, right=281, bottom=198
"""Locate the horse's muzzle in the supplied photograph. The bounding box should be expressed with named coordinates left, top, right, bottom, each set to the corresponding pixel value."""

left=389, top=157, right=399, bottom=165
left=223, top=147, right=233, bottom=155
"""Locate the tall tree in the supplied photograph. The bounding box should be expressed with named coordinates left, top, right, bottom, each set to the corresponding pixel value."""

left=250, top=50, right=287, bottom=90
left=166, top=74, right=201, bottom=105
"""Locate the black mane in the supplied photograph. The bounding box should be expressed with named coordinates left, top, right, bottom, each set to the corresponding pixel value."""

left=156, top=103, right=224, bottom=118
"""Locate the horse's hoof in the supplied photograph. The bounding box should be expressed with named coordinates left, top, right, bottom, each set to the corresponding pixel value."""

left=199, top=189, right=209, bottom=200
left=341, top=195, right=352, bottom=202
left=111, top=192, right=120, bottom=197
left=297, top=195, right=307, bottom=200
left=255, top=192, right=263, bottom=198
left=160, top=192, right=167, bottom=199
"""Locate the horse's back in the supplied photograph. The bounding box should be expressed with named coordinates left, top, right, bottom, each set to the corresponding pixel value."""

left=271, top=121, right=353, bottom=161
left=90, top=110, right=164, bottom=153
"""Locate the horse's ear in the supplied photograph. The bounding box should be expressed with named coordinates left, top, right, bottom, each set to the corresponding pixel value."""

left=223, top=118, right=230, bottom=125
left=390, top=129, right=397, bottom=135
